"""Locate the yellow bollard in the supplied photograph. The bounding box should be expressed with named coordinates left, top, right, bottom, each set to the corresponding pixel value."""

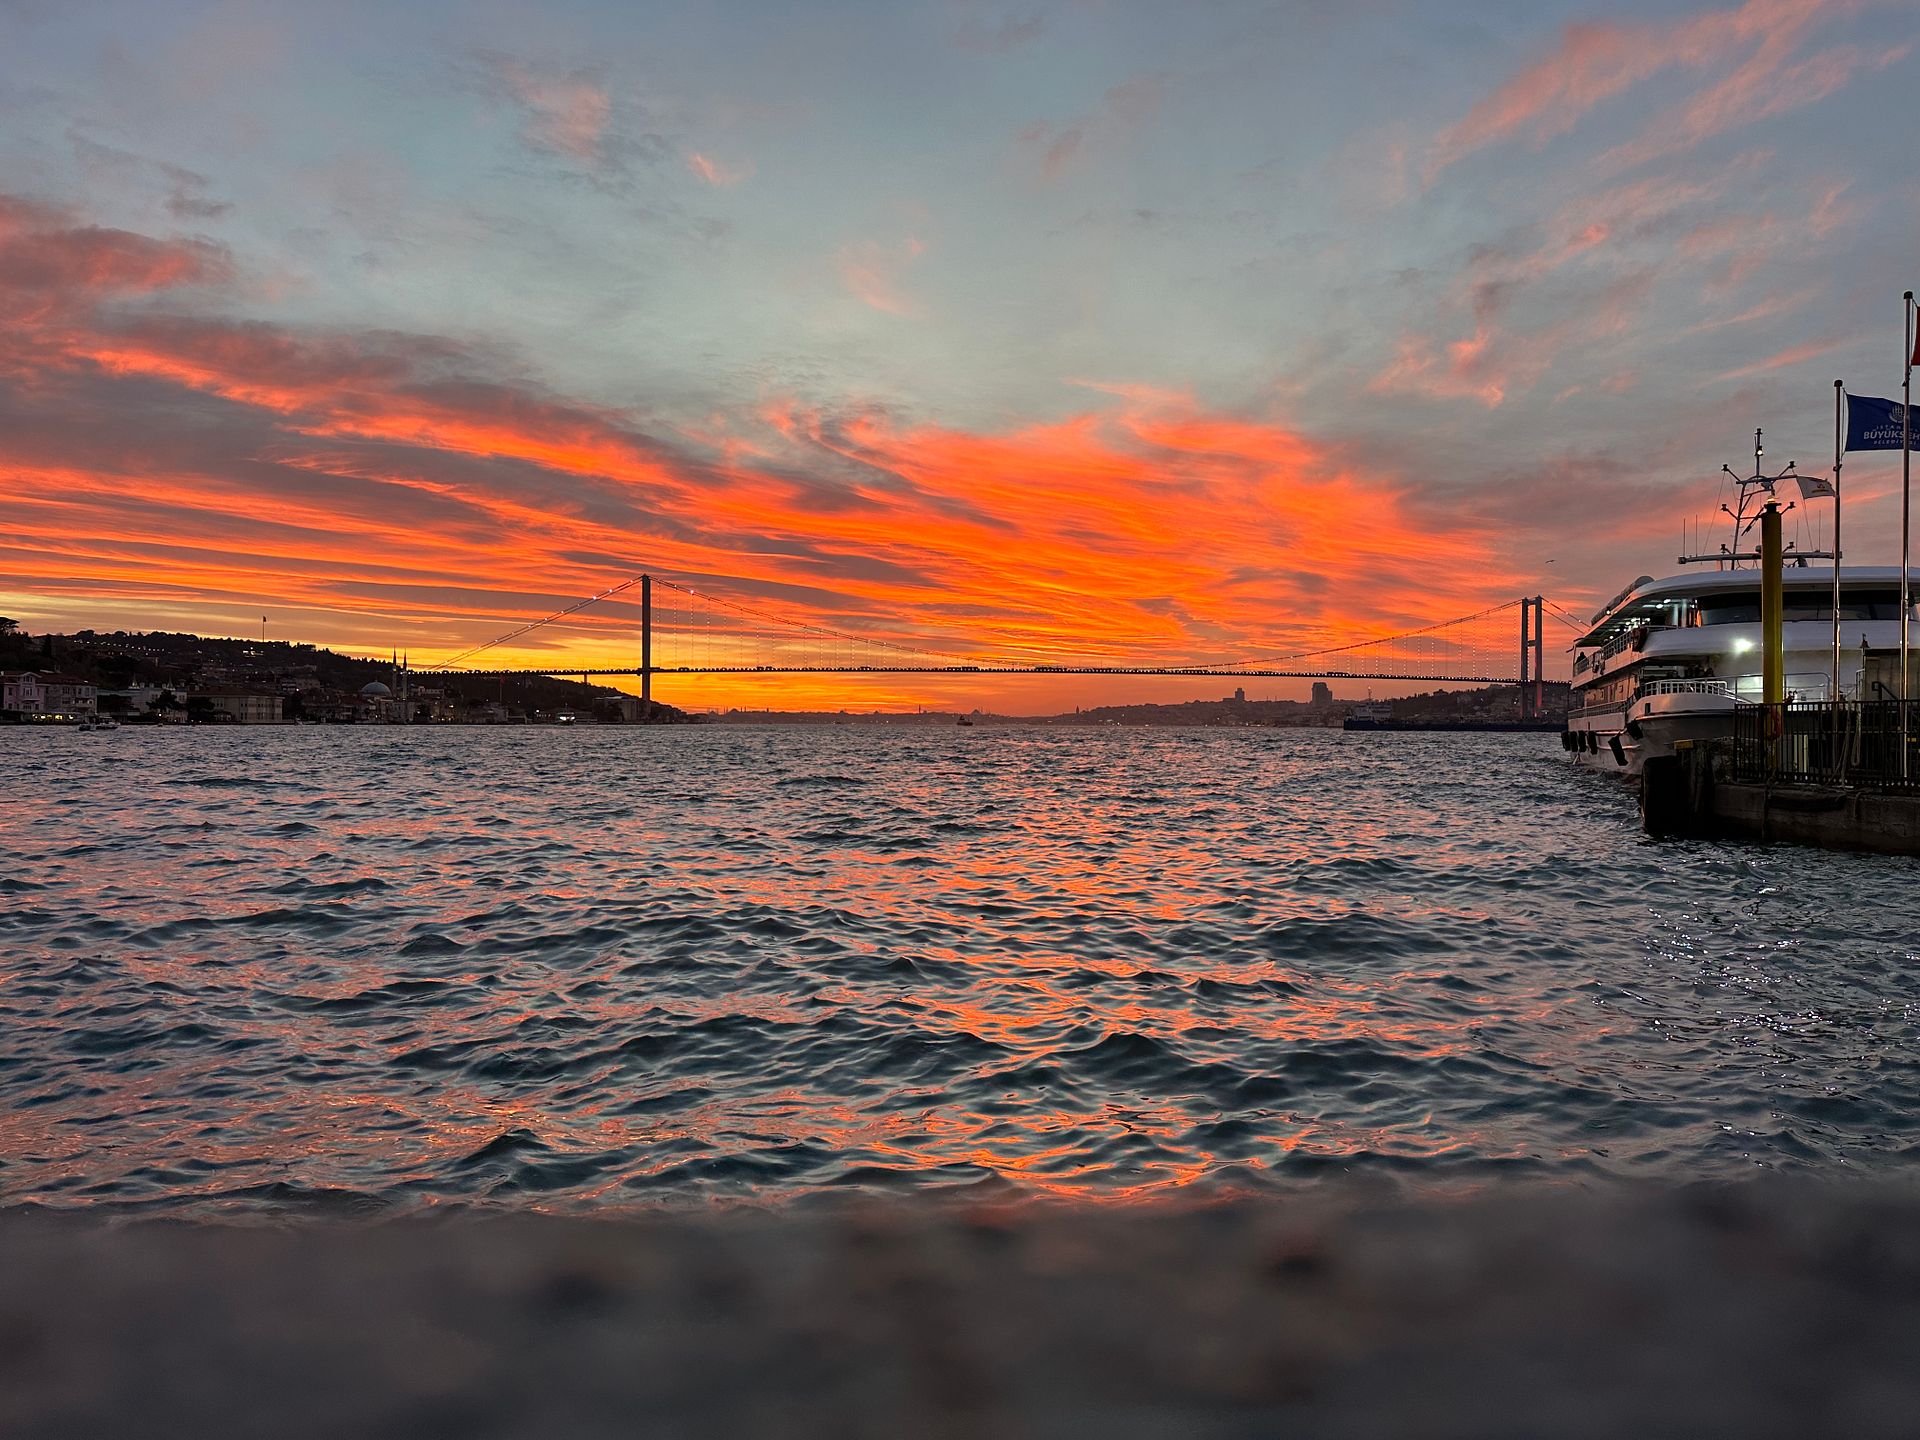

left=1761, top=501, right=1785, bottom=770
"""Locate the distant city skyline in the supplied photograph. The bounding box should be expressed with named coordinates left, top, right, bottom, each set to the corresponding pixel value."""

left=3, top=0, right=1917, bottom=710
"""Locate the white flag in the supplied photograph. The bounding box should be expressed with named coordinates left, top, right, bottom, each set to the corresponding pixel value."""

left=1796, top=473, right=1836, bottom=500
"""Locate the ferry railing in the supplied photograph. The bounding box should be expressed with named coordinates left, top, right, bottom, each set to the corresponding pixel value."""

left=1730, top=700, right=1920, bottom=791
left=1640, top=679, right=1733, bottom=698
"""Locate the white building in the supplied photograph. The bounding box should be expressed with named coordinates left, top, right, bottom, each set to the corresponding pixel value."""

left=97, top=685, right=169, bottom=715
left=2, top=671, right=43, bottom=712
left=2, top=671, right=96, bottom=717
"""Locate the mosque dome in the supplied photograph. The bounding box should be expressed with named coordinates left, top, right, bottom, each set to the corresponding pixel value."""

left=360, top=681, right=393, bottom=697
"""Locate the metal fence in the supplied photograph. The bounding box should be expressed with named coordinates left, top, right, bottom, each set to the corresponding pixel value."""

left=1730, top=700, right=1920, bottom=790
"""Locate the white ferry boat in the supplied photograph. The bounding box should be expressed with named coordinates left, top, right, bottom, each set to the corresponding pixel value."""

left=1565, top=566, right=1917, bottom=775
left=1567, top=431, right=1920, bottom=777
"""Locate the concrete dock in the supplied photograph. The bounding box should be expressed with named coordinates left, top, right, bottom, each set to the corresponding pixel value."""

left=5, top=1183, right=1920, bottom=1438
left=1643, top=741, right=1920, bottom=853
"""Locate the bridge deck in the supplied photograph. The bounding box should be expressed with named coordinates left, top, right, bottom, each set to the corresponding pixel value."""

left=423, top=666, right=1522, bottom=683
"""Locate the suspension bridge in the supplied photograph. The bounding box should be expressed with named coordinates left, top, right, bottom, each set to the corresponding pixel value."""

left=416, top=575, right=1564, bottom=713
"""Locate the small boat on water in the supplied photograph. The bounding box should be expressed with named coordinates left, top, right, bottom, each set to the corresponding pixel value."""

left=1343, top=699, right=1392, bottom=731
left=1568, top=434, right=1920, bottom=779
left=76, top=714, right=119, bottom=732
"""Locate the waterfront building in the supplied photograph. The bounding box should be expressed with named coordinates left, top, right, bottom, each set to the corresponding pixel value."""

left=2, top=671, right=43, bottom=713
left=356, top=680, right=395, bottom=722
left=2, top=671, right=98, bottom=717
left=194, top=688, right=284, bottom=724
left=97, top=685, right=169, bottom=716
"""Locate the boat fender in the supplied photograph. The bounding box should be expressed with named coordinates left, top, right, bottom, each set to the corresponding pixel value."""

left=1609, top=734, right=1627, bottom=767
left=1624, top=718, right=1643, bottom=741
left=1561, top=731, right=1574, bottom=751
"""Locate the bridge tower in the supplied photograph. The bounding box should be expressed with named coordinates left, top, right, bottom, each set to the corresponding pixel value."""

left=1518, top=596, right=1545, bottom=718
left=640, top=573, right=652, bottom=706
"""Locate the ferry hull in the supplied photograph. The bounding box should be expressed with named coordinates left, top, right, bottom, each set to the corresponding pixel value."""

left=1566, top=691, right=1742, bottom=780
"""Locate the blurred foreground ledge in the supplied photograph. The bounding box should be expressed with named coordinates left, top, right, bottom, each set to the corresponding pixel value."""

left=4, top=1182, right=1920, bottom=1439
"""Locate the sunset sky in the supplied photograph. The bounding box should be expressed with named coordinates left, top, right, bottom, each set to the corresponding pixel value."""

left=3, top=0, right=1917, bottom=710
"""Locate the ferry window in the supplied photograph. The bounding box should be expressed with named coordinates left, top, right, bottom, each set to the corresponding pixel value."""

left=1832, top=592, right=1911, bottom=621
left=1700, top=590, right=1911, bottom=623
left=1698, top=593, right=1760, bottom=625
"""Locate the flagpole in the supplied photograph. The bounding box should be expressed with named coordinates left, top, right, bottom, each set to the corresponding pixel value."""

left=1833, top=379, right=1844, bottom=765
left=1905, top=291, right=1914, bottom=779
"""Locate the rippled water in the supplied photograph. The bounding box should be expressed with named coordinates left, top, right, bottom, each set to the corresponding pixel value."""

left=4, top=725, right=1919, bottom=1216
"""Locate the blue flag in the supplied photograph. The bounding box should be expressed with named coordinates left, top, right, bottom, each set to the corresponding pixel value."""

left=1845, top=393, right=1916, bottom=451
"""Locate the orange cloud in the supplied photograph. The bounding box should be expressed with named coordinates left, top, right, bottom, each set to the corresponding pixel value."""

left=0, top=196, right=231, bottom=311
left=0, top=191, right=1530, bottom=709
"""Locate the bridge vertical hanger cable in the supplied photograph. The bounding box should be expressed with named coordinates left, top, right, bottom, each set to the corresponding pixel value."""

left=424, top=573, right=1551, bottom=685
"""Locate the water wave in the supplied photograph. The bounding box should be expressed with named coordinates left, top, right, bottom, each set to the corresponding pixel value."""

left=3, top=725, right=1919, bottom=1217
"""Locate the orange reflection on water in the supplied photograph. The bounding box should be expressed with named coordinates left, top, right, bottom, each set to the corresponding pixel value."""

left=0, top=725, right=1640, bottom=1214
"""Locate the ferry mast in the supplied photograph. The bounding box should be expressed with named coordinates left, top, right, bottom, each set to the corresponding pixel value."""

left=1678, top=429, right=1833, bottom=570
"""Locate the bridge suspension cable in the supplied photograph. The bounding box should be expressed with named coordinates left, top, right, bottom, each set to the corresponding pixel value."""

left=649, top=576, right=981, bottom=669
left=1543, top=599, right=1591, bottom=634
left=1209, top=598, right=1522, bottom=670
left=418, top=568, right=1551, bottom=686
left=429, top=574, right=647, bottom=670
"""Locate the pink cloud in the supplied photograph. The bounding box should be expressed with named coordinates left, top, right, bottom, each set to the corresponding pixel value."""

left=1017, top=120, right=1085, bottom=183
left=1368, top=275, right=1651, bottom=409
left=1369, top=326, right=1514, bottom=409
left=1712, top=334, right=1849, bottom=381
left=488, top=57, right=611, bottom=165
left=1388, top=156, right=1855, bottom=405
left=1678, top=179, right=1865, bottom=291
left=1017, top=72, right=1164, bottom=183
left=838, top=235, right=927, bottom=318
left=1691, top=287, right=1819, bottom=332
left=1599, top=38, right=1909, bottom=172
left=686, top=151, right=752, bottom=187
left=1427, top=0, right=1872, bottom=178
